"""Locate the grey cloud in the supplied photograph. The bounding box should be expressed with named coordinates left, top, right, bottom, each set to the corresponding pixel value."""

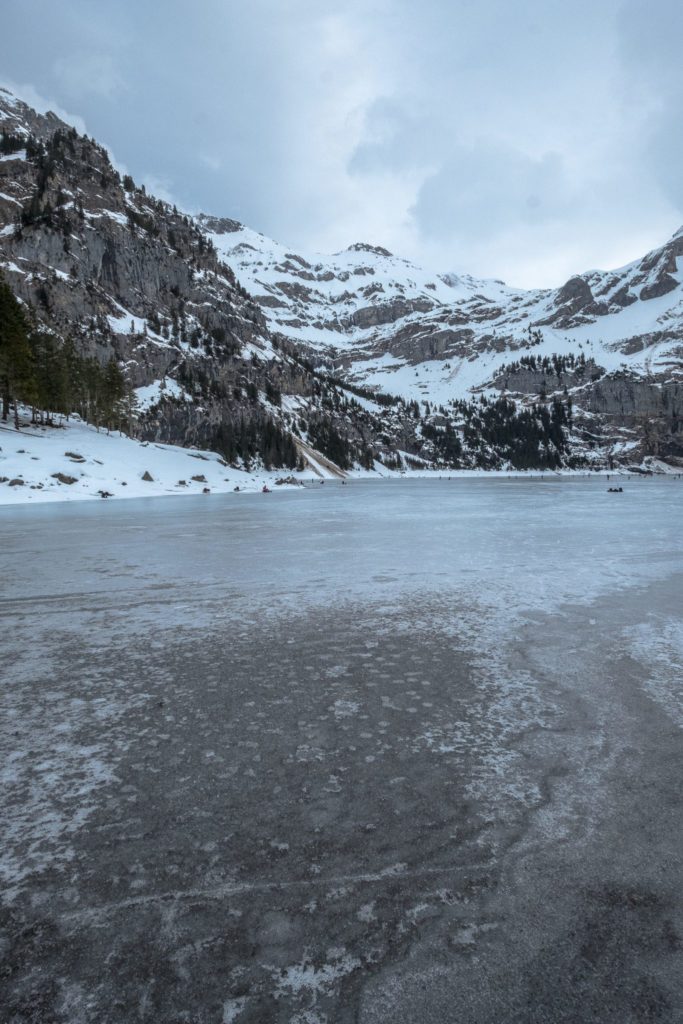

left=53, top=54, right=126, bottom=100
left=411, top=146, right=568, bottom=242
left=348, top=99, right=429, bottom=175
left=616, top=0, right=683, bottom=211
left=0, top=0, right=681, bottom=286
left=350, top=99, right=572, bottom=246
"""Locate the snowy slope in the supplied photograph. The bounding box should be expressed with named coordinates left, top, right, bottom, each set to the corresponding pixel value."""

left=0, top=415, right=344, bottom=506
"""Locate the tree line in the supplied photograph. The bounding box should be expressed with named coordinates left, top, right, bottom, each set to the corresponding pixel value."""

left=210, top=415, right=302, bottom=471
left=461, top=395, right=571, bottom=469
left=0, top=274, right=127, bottom=429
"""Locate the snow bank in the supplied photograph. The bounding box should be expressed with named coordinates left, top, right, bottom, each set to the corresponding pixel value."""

left=0, top=416, right=312, bottom=505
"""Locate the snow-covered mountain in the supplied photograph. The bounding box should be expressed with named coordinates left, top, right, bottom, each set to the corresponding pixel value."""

left=1, top=85, right=681, bottom=479
left=201, top=215, right=683, bottom=411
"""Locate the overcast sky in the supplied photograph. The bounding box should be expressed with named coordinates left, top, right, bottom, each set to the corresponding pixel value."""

left=1, top=0, right=681, bottom=286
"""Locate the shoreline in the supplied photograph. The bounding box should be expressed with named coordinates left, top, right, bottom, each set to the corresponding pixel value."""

left=1, top=465, right=679, bottom=509
left=1, top=418, right=679, bottom=508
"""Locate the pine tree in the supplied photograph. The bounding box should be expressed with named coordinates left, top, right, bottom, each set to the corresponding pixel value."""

left=0, top=275, right=35, bottom=423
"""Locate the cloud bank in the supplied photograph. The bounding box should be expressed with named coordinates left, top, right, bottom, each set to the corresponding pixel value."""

left=0, top=0, right=681, bottom=286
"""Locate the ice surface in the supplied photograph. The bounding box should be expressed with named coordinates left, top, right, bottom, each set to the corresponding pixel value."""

left=0, top=478, right=681, bottom=1022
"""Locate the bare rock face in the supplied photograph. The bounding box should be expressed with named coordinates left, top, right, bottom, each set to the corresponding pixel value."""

left=196, top=214, right=243, bottom=234
left=587, top=375, right=683, bottom=462
left=547, top=276, right=608, bottom=325
left=556, top=276, right=594, bottom=308
left=489, top=357, right=683, bottom=462
left=492, top=359, right=606, bottom=397
left=376, top=325, right=476, bottom=363
left=583, top=375, right=681, bottom=420
left=640, top=273, right=678, bottom=301
left=608, top=284, right=638, bottom=309
left=350, top=298, right=435, bottom=330
left=347, top=242, right=393, bottom=257
left=274, top=280, right=319, bottom=303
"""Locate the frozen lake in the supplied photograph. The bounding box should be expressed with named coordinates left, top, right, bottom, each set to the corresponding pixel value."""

left=1, top=477, right=682, bottom=1023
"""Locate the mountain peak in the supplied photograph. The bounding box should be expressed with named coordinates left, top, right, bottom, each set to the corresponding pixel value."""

left=346, top=242, right=393, bottom=258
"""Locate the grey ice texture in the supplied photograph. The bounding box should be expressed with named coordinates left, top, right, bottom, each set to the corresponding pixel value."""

left=1, top=477, right=682, bottom=1021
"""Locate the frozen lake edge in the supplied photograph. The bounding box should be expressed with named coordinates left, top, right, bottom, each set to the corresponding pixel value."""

left=1, top=478, right=681, bottom=1022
